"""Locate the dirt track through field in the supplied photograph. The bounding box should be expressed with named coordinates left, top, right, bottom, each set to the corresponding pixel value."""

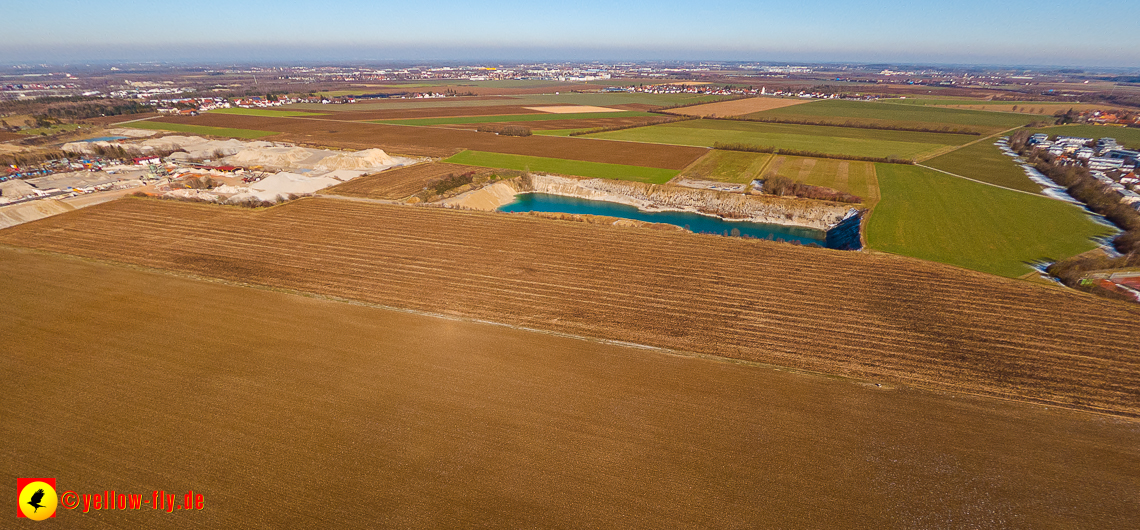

left=2, top=197, right=1139, bottom=418
left=5, top=247, right=1138, bottom=528
left=156, top=114, right=706, bottom=168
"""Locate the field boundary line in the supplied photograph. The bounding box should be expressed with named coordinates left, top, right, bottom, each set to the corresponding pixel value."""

left=108, top=115, right=162, bottom=126
left=915, top=126, right=1022, bottom=162
left=670, top=150, right=715, bottom=183
left=914, top=163, right=1051, bottom=198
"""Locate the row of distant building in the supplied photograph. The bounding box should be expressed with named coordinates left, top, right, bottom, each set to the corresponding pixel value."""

left=1028, top=134, right=1140, bottom=207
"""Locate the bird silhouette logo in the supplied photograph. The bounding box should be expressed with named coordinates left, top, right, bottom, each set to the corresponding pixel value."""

left=17, top=479, right=57, bottom=521
left=27, top=489, right=45, bottom=513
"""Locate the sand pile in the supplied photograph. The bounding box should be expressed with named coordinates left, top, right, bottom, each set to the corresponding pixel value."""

left=315, top=149, right=397, bottom=171
left=225, top=147, right=316, bottom=168
left=0, top=180, right=39, bottom=200
left=140, top=136, right=263, bottom=159
left=238, top=172, right=342, bottom=202
left=108, top=128, right=159, bottom=138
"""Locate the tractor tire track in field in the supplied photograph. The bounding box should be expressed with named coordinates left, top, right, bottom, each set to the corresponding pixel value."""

left=2, top=197, right=1139, bottom=418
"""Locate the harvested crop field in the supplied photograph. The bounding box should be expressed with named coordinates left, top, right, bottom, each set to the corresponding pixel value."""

left=3, top=197, right=1139, bottom=418
left=678, top=150, right=773, bottom=184
left=324, top=162, right=492, bottom=200
left=769, top=155, right=879, bottom=206
left=667, top=97, right=809, bottom=117
left=6, top=247, right=1139, bottom=528
left=153, top=114, right=707, bottom=168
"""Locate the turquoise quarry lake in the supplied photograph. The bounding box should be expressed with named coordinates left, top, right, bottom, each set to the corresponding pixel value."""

left=498, top=193, right=827, bottom=246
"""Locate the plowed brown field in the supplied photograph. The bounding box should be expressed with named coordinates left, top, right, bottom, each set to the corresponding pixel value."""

left=3, top=197, right=1139, bottom=418
left=325, top=162, right=492, bottom=200
left=4, top=246, right=1139, bottom=528
left=157, top=114, right=706, bottom=168
left=668, top=97, right=809, bottom=117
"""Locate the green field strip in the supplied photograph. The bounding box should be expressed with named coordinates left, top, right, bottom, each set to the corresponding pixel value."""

left=923, top=140, right=1042, bottom=194
left=747, top=99, right=1040, bottom=131
left=444, top=150, right=679, bottom=184
left=585, top=120, right=962, bottom=160
left=867, top=164, right=1112, bottom=278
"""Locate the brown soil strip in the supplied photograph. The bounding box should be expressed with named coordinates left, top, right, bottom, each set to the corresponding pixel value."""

left=765, top=156, right=786, bottom=176
left=3, top=198, right=1139, bottom=419
left=797, top=158, right=817, bottom=181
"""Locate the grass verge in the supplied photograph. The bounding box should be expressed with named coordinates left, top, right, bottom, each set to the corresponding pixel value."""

left=444, top=150, right=679, bottom=184
left=126, top=120, right=279, bottom=139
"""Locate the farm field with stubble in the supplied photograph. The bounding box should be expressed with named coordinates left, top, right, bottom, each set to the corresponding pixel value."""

left=2, top=197, right=1138, bottom=419
left=5, top=246, right=1139, bottom=528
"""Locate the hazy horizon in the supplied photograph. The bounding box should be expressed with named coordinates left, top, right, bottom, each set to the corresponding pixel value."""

left=5, top=0, right=1139, bottom=68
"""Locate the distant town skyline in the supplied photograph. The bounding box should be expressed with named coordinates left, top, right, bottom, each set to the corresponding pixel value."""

left=5, top=0, right=1140, bottom=67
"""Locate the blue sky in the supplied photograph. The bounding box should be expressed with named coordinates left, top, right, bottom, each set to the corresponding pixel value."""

left=4, top=0, right=1139, bottom=66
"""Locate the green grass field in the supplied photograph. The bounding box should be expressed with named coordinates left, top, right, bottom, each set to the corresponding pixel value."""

left=127, top=121, right=278, bottom=139
left=679, top=150, right=772, bottom=184
left=586, top=119, right=970, bottom=160
left=747, top=100, right=1038, bottom=132
left=923, top=140, right=1041, bottom=194
left=370, top=111, right=653, bottom=126
left=444, top=150, right=679, bottom=184
left=1029, top=125, right=1140, bottom=150
left=770, top=156, right=879, bottom=206
left=867, top=164, right=1112, bottom=277
left=210, top=108, right=326, bottom=117
left=881, top=98, right=1044, bottom=106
